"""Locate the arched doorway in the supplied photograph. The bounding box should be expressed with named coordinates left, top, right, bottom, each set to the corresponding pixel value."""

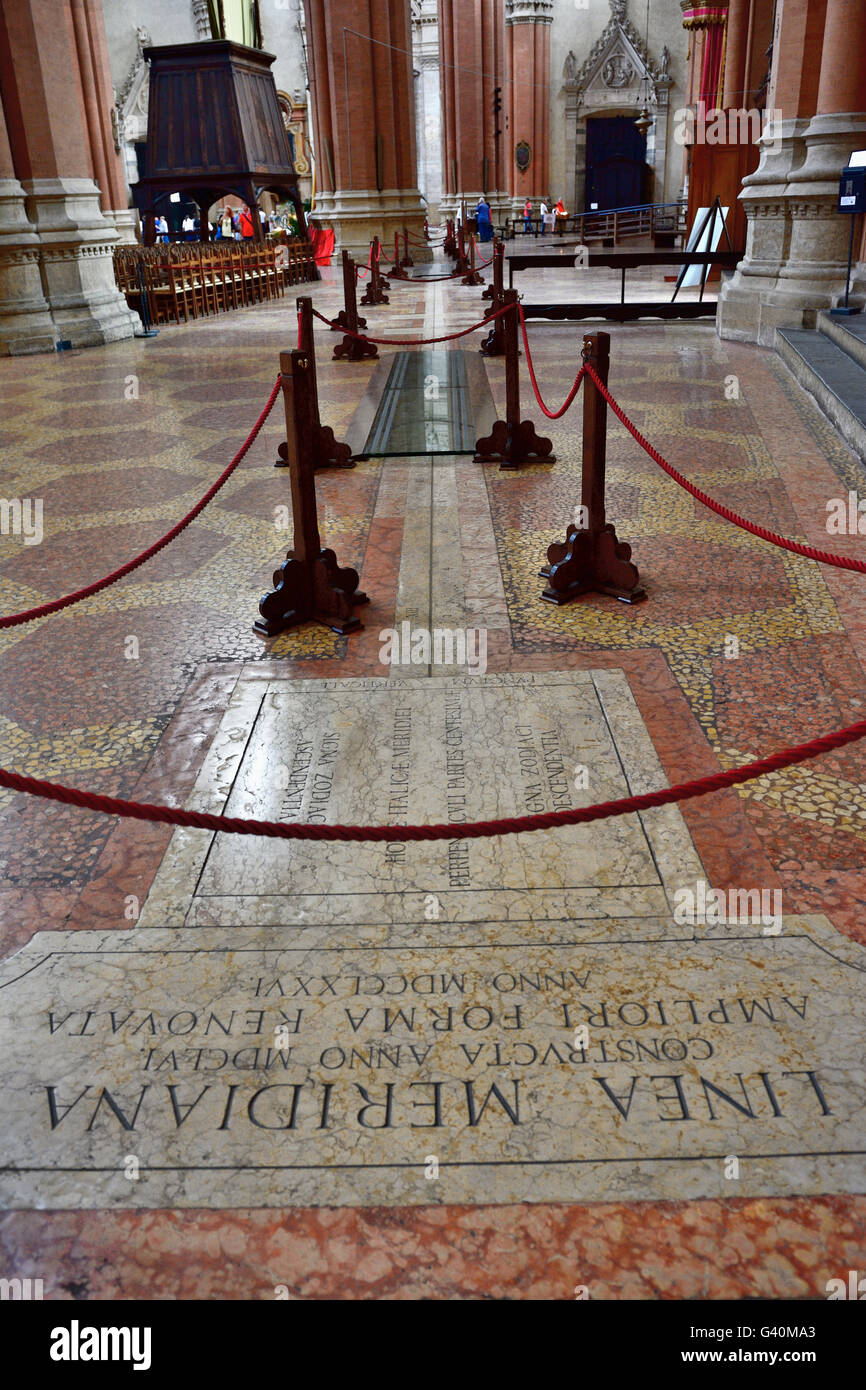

left=584, top=115, right=647, bottom=211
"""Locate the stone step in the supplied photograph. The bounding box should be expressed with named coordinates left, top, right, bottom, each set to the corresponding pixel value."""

left=776, top=324, right=866, bottom=463
left=818, top=309, right=866, bottom=371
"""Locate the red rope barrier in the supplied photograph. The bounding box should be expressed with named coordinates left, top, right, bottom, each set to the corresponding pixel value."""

left=584, top=364, right=866, bottom=578
left=518, top=304, right=586, bottom=419
left=0, top=380, right=281, bottom=629
left=5, top=331, right=866, bottom=843
left=313, top=303, right=509, bottom=347
left=2, top=714, right=865, bottom=840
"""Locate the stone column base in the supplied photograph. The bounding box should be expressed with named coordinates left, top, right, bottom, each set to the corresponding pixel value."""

left=22, top=177, right=139, bottom=347
left=106, top=208, right=141, bottom=245
left=312, top=188, right=433, bottom=263
left=0, top=178, right=57, bottom=355
left=717, top=113, right=866, bottom=344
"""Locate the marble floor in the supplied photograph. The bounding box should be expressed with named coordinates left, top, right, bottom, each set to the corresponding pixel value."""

left=0, top=248, right=864, bottom=1298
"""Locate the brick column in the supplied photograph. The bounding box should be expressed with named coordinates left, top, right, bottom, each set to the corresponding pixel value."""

left=304, top=0, right=429, bottom=261
left=721, top=0, right=751, bottom=109
left=716, top=0, right=866, bottom=342
left=506, top=1, right=552, bottom=214
left=0, top=0, right=138, bottom=348
left=438, top=0, right=509, bottom=225
left=69, top=0, right=138, bottom=243
left=0, top=87, right=56, bottom=354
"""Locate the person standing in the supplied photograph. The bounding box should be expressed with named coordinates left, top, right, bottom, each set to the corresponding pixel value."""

left=220, top=207, right=233, bottom=240
left=239, top=205, right=254, bottom=239
left=539, top=198, right=549, bottom=236
left=554, top=197, right=568, bottom=235
left=523, top=199, right=533, bottom=235
left=475, top=196, right=492, bottom=244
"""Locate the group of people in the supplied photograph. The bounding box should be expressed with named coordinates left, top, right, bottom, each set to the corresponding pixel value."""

left=522, top=198, right=569, bottom=235
left=151, top=204, right=267, bottom=244
left=216, top=205, right=268, bottom=240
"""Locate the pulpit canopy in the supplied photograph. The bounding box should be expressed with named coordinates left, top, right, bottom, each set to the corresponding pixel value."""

left=137, top=39, right=307, bottom=241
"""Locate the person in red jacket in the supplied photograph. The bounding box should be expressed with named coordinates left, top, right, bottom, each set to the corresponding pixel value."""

left=239, top=205, right=255, bottom=239
left=554, top=198, right=568, bottom=235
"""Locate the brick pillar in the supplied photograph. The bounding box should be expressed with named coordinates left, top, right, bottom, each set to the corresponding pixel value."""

left=721, top=0, right=751, bottom=110
left=717, top=0, right=866, bottom=342
left=0, top=0, right=139, bottom=348
left=0, top=87, right=56, bottom=354
left=506, top=1, right=552, bottom=213
left=438, top=0, right=509, bottom=225
left=304, top=0, right=429, bottom=261
left=69, top=0, right=138, bottom=243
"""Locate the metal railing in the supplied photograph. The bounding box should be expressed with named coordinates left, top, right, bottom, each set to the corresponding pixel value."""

left=505, top=201, right=686, bottom=245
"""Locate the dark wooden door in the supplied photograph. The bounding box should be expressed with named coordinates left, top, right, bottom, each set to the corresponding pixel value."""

left=585, top=116, right=647, bottom=211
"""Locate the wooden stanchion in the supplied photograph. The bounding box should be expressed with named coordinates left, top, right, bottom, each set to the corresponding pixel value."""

left=541, top=332, right=644, bottom=604
left=275, top=299, right=355, bottom=470
left=474, top=290, right=554, bottom=470
left=399, top=225, right=414, bottom=268
left=256, top=350, right=368, bottom=637
left=480, top=240, right=505, bottom=357
left=332, top=249, right=378, bottom=361
left=389, top=231, right=410, bottom=281
left=360, top=237, right=390, bottom=305
left=454, top=223, right=471, bottom=277
left=461, top=233, right=484, bottom=286
left=331, top=248, right=368, bottom=332
left=443, top=218, right=457, bottom=257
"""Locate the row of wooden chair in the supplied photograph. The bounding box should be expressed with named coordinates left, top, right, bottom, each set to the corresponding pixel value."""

left=114, top=241, right=316, bottom=327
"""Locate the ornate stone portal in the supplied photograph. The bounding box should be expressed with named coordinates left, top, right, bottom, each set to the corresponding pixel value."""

left=562, top=2, right=673, bottom=217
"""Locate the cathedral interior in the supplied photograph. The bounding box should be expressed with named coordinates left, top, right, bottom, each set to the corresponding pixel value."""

left=0, top=0, right=864, bottom=1329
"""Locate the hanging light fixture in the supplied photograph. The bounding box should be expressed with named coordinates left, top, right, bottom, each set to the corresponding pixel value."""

left=634, top=0, right=653, bottom=135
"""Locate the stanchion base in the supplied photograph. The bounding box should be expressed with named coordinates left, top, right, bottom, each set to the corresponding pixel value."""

left=254, top=549, right=369, bottom=637
left=462, top=271, right=484, bottom=286
left=361, top=286, right=389, bottom=306
left=333, top=335, right=378, bottom=362
left=331, top=308, right=368, bottom=332
left=540, top=525, right=645, bottom=604
left=479, top=326, right=505, bottom=357
left=474, top=418, right=554, bottom=469
left=275, top=426, right=355, bottom=471
left=482, top=284, right=494, bottom=300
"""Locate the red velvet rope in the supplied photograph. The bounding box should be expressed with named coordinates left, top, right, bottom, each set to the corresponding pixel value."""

left=584, top=364, right=866, bottom=577
left=313, top=303, right=509, bottom=346
left=518, top=304, right=587, bottom=419
left=2, top=715, right=865, bottom=840
left=4, top=343, right=866, bottom=842
left=0, top=380, right=281, bottom=629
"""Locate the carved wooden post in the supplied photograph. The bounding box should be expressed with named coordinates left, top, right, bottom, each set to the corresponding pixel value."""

left=444, top=218, right=457, bottom=257
left=275, top=299, right=355, bottom=470
left=482, top=235, right=500, bottom=300
left=541, top=332, right=645, bottom=604
left=462, top=232, right=484, bottom=286
left=454, top=223, right=471, bottom=277
left=400, top=225, right=414, bottom=268
left=331, top=248, right=368, bottom=332
left=474, top=290, right=554, bottom=470
left=361, top=237, right=390, bottom=305
left=480, top=242, right=506, bottom=358
left=389, top=230, right=409, bottom=281
left=256, top=350, right=368, bottom=637
left=332, top=250, right=377, bottom=361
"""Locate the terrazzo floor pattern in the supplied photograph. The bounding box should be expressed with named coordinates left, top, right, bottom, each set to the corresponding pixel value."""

left=0, top=252, right=864, bottom=1298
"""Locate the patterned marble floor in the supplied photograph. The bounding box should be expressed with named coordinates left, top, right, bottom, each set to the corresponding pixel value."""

left=0, top=250, right=864, bottom=1298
